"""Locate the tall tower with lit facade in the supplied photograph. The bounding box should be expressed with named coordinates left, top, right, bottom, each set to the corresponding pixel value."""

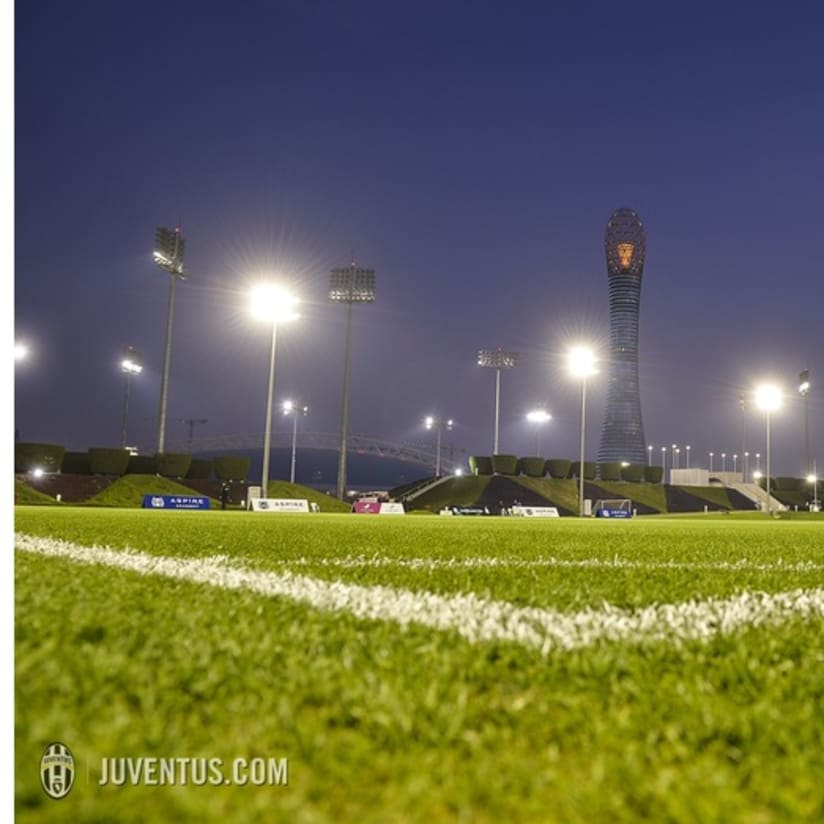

left=598, top=207, right=647, bottom=465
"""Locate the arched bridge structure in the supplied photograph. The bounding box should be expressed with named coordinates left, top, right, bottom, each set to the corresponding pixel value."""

left=140, top=431, right=465, bottom=475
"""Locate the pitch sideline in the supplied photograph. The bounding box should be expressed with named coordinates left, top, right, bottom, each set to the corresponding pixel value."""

left=15, top=533, right=824, bottom=655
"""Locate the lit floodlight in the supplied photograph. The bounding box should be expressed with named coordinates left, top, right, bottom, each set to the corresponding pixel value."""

left=799, top=369, right=810, bottom=395
left=754, top=383, right=782, bottom=412
left=526, top=409, right=552, bottom=424
left=32, top=467, right=44, bottom=478
left=424, top=415, right=454, bottom=476
left=455, top=468, right=464, bottom=477
left=567, top=346, right=597, bottom=378
left=250, top=283, right=300, bottom=323
left=15, top=342, right=29, bottom=361
left=807, top=473, right=818, bottom=484
left=478, top=348, right=519, bottom=454
left=153, top=227, right=186, bottom=276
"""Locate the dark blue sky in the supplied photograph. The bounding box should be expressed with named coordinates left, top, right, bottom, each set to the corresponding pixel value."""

left=14, top=1, right=824, bottom=478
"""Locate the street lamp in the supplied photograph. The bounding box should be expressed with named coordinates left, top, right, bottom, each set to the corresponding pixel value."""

left=744, top=451, right=750, bottom=481
left=662, top=446, right=667, bottom=479
left=807, top=463, right=819, bottom=511
left=425, top=415, right=454, bottom=477
left=251, top=283, right=299, bottom=499
left=685, top=444, right=691, bottom=469
left=567, top=346, right=597, bottom=516
left=330, top=264, right=376, bottom=500
left=755, top=383, right=782, bottom=515
left=119, top=346, right=143, bottom=448
left=153, top=226, right=187, bottom=454
left=647, top=444, right=653, bottom=466
left=709, top=451, right=714, bottom=472
left=672, top=444, right=678, bottom=470
left=15, top=342, right=29, bottom=362
left=721, top=452, right=727, bottom=472
left=282, top=400, right=309, bottom=485
left=478, top=348, right=519, bottom=454
left=526, top=408, right=552, bottom=455
left=733, top=453, right=738, bottom=473
left=799, top=369, right=811, bottom=476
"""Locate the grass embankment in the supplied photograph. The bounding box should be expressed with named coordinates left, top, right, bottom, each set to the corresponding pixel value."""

left=14, top=479, right=59, bottom=505
left=86, top=474, right=219, bottom=508
left=14, top=508, right=824, bottom=822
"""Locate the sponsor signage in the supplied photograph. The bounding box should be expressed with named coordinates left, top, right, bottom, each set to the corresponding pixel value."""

left=595, top=508, right=633, bottom=518
left=510, top=506, right=560, bottom=518
left=353, top=501, right=406, bottom=515
left=440, top=506, right=491, bottom=516
left=142, top=495, right=210, bottom=510
left=250, top=498, right=310, bottom=513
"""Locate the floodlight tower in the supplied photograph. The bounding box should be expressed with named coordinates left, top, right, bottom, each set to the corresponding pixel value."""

left=477, top=348, right=519, bottom=454
left=799, top=369, right=811, bottom=475
left=598, top=208, right=647, bottom=465
left=330, top=264, right=376, bottom=500
left=119, top=346, right=143, bottom=448
left=153, top=226, right=187, bottom=454
left=425, top=415, right=454, bottom=477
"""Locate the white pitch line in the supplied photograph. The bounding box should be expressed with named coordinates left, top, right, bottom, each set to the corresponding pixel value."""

left=15, top=533, right=824, bottom=654
left=260, top=554, right=824, bottom=573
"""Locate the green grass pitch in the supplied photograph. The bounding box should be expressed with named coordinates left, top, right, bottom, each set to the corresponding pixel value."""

left=15, top=507, right=824, bottom=822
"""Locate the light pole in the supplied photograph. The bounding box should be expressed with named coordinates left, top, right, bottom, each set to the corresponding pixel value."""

left=282, top=400, right=308, bottom=485
left=799, top=369, right=811, bottom=476
left=807, top=462, right=819, bottom=511
left=119, top=346, right=143, bottom=448
left=425, top=416, right=454, bottom=477
left=647, top=444, right=653, bottom=466
left=755, top=383, right=782, bottom=515
left=686, top=444, right=691, bottom=469
left=662, top=446, right=667, bottom=480
left=675, top=447, right=681, bottom=471
left=153, top=226, right=187, bottom=454
left=721, top=452, right=727, bottom=472
left=744, top=451, right=750, bottom=481
left=672, top=444, right=678, bottom=470
left=733, top=453, right=738, bottom=473
left=251, top=283, right=299, bottom=499
left=330, top=264, right=376, bottom=500
left=478, top=348, right=519, bottom=454
left=526, top=408, right=551, bottom=455
left=709, top=451, right=714, bottom=472
left=568, top=346, right=597, bottom=516
left=756, top=452, right=761, bottom=473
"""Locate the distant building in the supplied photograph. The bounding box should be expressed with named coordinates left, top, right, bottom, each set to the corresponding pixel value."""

left=598, top=208, right=647, bottom=465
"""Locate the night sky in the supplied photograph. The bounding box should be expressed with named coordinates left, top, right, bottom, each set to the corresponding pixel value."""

left=13, top=1, right=824, bottom=479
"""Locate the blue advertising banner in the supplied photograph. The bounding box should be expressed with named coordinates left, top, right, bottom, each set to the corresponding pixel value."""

left=142, top=494, right=210, bottom=510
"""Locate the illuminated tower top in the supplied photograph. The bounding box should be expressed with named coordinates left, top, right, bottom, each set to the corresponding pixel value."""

left=605, top=208, right=646, bottom=277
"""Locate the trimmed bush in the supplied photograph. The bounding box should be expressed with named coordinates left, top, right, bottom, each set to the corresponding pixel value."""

left=468, top=456, right=493, bottom=476
left=214, top=455, right=251, bottom=482
left=88, top=448, right=131, bottom=476
left=644, top=465, right=664, bottom=484
left=546, top=459, right=572, bottom=479
left=187, top=458, right=213, bottom=480
left=15, top=442, right=66, bottom=474
left=598, top=462, right=623, bottom=482
left=128, top=454, right=158, bottom=475
left=518, top=457, right=546, bottom=478
left=569, top=461, right=597, bottom=480
left=61, top=451, right=90, bottom=475
left=491, top=454, right=519, bottom=475
left=621, top=463, right=645, bottom=483
left=155, top=453, right=192, bottom=478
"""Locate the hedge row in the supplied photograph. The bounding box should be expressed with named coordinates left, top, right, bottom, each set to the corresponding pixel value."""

left=468, top=455, right=664, bottom=483
left=14, top=443, right=251, bottom=481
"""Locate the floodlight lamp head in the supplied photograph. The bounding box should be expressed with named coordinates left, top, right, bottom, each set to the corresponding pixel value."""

left=605, top=208, right=645, bottom=276
left=153, top=227, right=187, bottom=277
left=121, top=346, right=144, bottom=374
left=477, top=348, right=519, bottom=369
left=250, top=284, right=300, bottom=323
left=567, top=346, right=597, bottom=378
left=754, top=383, right=782, bottom=412
left=799, top=369, right=810, bottom=395
left=526, top=409, right=551, bottom=424
left=329, top=266, right=376, bottom=303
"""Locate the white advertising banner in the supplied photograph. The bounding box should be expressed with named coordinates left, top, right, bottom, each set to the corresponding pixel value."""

left=378, top=502, right=405, bottom=515
left=250, top=498, right=310, bottom=513
left=510, top=506, right=560, bottom=518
